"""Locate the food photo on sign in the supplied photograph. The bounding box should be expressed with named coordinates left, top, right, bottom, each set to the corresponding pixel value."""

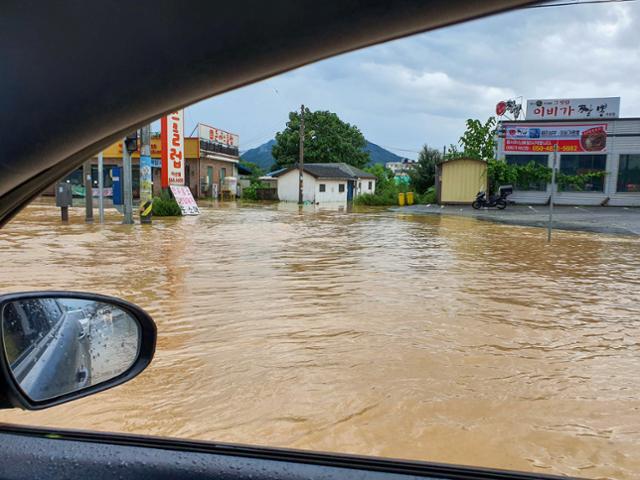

left=503, top=123, right=607, bottom=153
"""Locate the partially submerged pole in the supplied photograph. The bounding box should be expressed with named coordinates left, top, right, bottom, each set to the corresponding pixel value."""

left=298, top=104, right=305, bottom=205
left=547, top=143, right=558, bottom=243
left=98, top=151, right=105, bottom=223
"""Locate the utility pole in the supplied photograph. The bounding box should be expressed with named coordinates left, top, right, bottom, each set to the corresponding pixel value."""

left=298, top=104, right=305, bottom=205
left=122, top=138, right=134, bottom=224
left=97, top=152, right=105, bottom=223
left=139, top=124, right=153, bottom=224
left=83, top=160, right=93, bottom=223
left=547, top=143, right=558, bottom=243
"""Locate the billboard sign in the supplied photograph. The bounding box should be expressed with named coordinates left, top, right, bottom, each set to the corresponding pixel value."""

left=161, top=110, right=185, bottom=187
left=170, top=185, right=200, bottom=215
left=525, top=97, right=620, bottom=120
left=503, top=123, right=607, bottom=153
left=198, top=123, right=239, bottom=148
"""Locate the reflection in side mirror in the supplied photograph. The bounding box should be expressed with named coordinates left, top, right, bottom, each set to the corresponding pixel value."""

left=0, top=293, right=155, bottom=408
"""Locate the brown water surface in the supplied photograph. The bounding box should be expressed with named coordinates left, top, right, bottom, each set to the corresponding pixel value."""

left=0, top=200, right=639, bottom=479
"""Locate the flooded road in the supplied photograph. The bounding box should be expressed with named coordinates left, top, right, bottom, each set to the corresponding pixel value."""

left=1, top=200, right=639, bottom=479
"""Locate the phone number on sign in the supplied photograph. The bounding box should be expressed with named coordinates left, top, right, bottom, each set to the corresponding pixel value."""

left=531, top=145, right=578, bottom=152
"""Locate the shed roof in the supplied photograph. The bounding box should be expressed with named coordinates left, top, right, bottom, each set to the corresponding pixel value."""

left=437, top=157, right=487, bottom=166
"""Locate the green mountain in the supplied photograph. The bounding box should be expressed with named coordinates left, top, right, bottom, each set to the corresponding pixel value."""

left=240, top=139, right=404, bottom=172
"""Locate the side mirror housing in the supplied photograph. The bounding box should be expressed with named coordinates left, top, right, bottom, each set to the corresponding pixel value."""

left=0, top=291, right=156, bottom=410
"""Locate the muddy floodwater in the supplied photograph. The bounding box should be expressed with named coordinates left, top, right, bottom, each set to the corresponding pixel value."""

left=1, top=200, right=639, bottom=479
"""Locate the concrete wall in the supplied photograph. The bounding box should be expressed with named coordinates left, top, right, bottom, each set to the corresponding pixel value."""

left=277, top=170, right=317, bottom=202
left=315, top=179, right=349, bottom=203
left=355, top=178, right=376, bottom=196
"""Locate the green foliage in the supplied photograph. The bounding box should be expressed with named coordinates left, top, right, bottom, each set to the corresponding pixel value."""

left=365, top=164, right=394, bottom=190
left=485, top=160, right=607, bottom=194
left=444, top=144, right=464, bottom=161
left=418, top=186, right=437, bottom=204
left=241, top=182, right=264, bottom=201
left=240, top=160, right=264, bottom=181
left=458, top=117, right=497, bottom=161
left=557, top=171, right=607, bottom=191
left=486, top=159, right=518, bottom=195
left=272, top=108, right=369, bottom=169
left=409, top=145, right=441, bottom=193
left=152, top=190, right=182, bottom=216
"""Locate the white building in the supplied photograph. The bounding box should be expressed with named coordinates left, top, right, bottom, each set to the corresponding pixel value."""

left=385, top=159, right=416, bottom=175
left=497, top=117, right=640, bottom=206
left=273, top=163, right=376, bottom=203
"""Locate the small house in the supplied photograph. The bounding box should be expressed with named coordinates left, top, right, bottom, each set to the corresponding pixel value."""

left=273, top=163, right=376, bottom=203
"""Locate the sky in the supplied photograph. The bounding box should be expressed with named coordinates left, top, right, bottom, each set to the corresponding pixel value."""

left=181, top=1, right=640, bottom=159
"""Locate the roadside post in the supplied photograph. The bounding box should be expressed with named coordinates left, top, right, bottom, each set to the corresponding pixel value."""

left=97, top=151, right=105, bottom=223
left=122, top=132, right=137, bottom=225
left=139, top=124, right=153, bottom=224
left=55, top=182, right=72, bottom=222
left=547, top=143, right=558, bottom=243
left=298, top=103, right=305, bottom=205
left=83, top=161, right=93, bottom=223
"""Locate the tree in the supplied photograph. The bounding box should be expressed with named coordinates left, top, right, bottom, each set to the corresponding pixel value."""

left=458, top=117, right=497, bottom=160
left=239, top=160, right=264, bottom=183
left=271, top=108, right=369, bottom=169
left=409, top=145, right=441, bottom=193
left=365, top=164, right=394, bottom=191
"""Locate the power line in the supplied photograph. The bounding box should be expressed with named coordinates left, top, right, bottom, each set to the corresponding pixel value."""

left=523, top=0, right=636, bottom=8
left=376, top=144, right=421, bottom=154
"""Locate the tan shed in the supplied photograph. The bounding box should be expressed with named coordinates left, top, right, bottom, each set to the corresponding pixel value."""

left=436, top=158, right=487, bottom=204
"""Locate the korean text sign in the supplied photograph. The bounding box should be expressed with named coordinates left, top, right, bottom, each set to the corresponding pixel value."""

left=170, top=185, right=200, bottom=215
left=161, top=110, right=185, bottom=187
left=503, top=123, right=607, bottom=153
left=525, top=97, right=620, bottom=121
left=198, top=123, right=239, bottom=147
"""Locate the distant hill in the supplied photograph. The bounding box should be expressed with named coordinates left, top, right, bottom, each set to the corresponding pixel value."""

left=240, top=139, right=404, bottom=172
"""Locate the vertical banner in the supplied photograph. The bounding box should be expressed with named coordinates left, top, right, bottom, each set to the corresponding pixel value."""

left=170, top=185, right=200, bottom=215
left=161, top=110, right=185, bottom=187
left=140, top=155, right=153, bottom=202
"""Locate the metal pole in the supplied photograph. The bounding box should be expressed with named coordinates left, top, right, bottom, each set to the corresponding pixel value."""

left=139, top=124, right=153, bottom=224
left=547, top=143, right=558, bottom=243
left=83, top=160, right=93, bottom=223
left=298, top=104, right=305, bottom=205
left=98, top=152, right=104, bottom=223
left=122, top=139, right=134, bottom=224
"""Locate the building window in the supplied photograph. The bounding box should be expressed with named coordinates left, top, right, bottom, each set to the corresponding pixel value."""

left=220, top=168, right=226, bottom=182
left=319, top=184, right=326, bottom=192
left=338, top=184, right=345, bottom=193
left=617, top=154, right=640, bottom=192
left=559, top=154, right=606, bottom=192
left=358, top=182, right=361, bottom=190
left=368, top=181, right=373, bottom=190
left=505, top=154, right=548, bottom=191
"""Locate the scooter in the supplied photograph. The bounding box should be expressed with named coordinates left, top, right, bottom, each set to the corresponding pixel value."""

left=472, top=185, right=512, bottom=210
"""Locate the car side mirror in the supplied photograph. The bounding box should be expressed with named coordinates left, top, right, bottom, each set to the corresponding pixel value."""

left=0, top=291, right=156, bottom=410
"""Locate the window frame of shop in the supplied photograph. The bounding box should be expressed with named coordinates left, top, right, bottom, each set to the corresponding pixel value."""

left=616, top=154, right=640, bottom=193
left=504, top=154, right=549, bottom=191
left=558, top=154, right=607, bottom=192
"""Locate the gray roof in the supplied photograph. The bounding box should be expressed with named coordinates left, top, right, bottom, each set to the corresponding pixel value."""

left=271, top=163, right=376, bottom=180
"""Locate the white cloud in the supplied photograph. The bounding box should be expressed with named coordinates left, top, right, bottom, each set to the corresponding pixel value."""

left=185, top=2, right=640, bottom=159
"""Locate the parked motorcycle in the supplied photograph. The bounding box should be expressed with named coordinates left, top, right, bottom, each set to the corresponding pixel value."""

left=472, top=185, right=512, bottom=210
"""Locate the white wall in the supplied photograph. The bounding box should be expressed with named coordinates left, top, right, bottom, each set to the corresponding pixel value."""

left=277, top=170, right=317, bottom=202
left=356, top=178, right=376, bottom=196
left=315, top=179, right=348, bottom=203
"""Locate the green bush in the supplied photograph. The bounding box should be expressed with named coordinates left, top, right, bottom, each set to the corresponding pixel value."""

left=416, top=186, right=437, bottom=204
left=152, top=191, right=182, bottom=216
left=242, top=182, right=263, bottom=201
